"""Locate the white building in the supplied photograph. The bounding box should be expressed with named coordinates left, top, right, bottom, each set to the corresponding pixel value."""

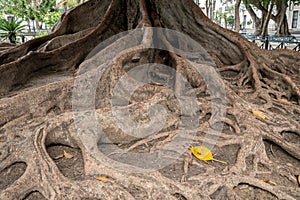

left=287, top=4, right=300, bottom=32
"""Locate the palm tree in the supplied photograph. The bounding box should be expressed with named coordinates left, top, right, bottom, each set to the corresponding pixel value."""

left=0, top=18, right=26, bottom=43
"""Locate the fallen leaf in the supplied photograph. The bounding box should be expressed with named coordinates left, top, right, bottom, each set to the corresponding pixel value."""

left=64, top=150, right=73, bottom=159
left=96, top=176, right=110, bottom=181
left=297, top=175, right=300, bottom=186
left=279, top=99, right=289, bottom=103
left=262, top=179, right=277, bottom=185
left=189, top=146, right=227, bottom=164
left=252, top=110, right=266, bottom=119
left=279, top=99, right=298, bottom=104
left=150, top=81, right=163, bottom=86
left=53, top=154, right=64, bottom=160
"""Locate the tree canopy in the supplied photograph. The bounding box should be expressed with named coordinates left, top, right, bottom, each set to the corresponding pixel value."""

left=0, top=0, right=67, bottom=31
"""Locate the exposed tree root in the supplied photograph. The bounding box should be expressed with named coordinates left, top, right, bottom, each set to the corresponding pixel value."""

left=0, top=0, right=299, bottom=199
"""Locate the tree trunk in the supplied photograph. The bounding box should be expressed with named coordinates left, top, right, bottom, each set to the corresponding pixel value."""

left=249, top=0, right=291, bottom=36
left=205, top=0, right=211, bottom=18
left=245, top=3, right=263, bottom=35
left=0, top=0, right=299, bottom=199
left=224, top=15, right=228, bottom=29
left=235, top=0, right=241, bottom=32
left=35, top=19, right=40, bottom=33
left=276, top=14, right=290, bottom=35
left=274, top=0, right=290, bottom=36
left=27, top=20, right=31, bottom=32
left=261, top=0, right=274, bottom=38
left=63, top=1, right=68, bottom=12
left=8, top=33, right=17, bottom=43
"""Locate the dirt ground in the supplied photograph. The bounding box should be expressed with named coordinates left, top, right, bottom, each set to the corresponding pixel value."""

left=1, top=136, right=298, bottom=199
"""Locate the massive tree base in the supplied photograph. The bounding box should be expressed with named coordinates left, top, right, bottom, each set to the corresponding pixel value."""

left=0, top=0, right=299, bottom=199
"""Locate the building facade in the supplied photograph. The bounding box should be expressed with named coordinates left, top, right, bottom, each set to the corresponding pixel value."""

left=287, top=4, right=300, bottom=32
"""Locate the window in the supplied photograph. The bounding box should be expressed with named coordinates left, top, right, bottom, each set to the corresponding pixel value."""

left=292, top=10, right=299, bottom=28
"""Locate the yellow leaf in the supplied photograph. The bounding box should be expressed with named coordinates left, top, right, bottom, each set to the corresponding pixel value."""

left=63, top=150, right=73, bottom=159
left=189, top=146, right=227, bottom=164
left=96, top=176, right=110, bottom=181
left=280, top=99, right=289, bottom=103
left=252, top=110, right=266, bottom=119
left=149, top=81, right=163, bottom=86
left=262, top=179, right=277, bottom=185
left=297, top=175, right=300, bottom=186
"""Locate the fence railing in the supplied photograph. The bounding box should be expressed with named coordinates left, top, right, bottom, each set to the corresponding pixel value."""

left=241, top=33, right=300, bottom=51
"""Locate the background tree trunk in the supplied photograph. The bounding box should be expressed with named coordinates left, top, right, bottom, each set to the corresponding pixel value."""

left=274, top=0, right=291, bottom=35
left=35, top=19, right=40, bottom=32
left=205, top=0, right=211, bottom=18
left=0, top=0, right=299, bottom=199
left=261, top=0, right=274, bottom=38
left=235, top=0, right=241, bottom=32
left=245, top=3, right=263, bottom=35
left=247, top=0, right=291, bottom=36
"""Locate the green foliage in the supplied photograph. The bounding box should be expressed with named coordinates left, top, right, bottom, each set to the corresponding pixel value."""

left=0, top=0, right=32, bottom=20
left=227, top=15, right=235, bottom=28
left=33, top=0, right=57, bottom=21
left=0, top=17, right=26, bottom=43
left=261, top=0, right=270, bottom=8
left=0, top=0, right=62, bottom=30
left=57, top=0, right=80, bottom=9
left=37, top=30, right=48, bottom=37
left=43, top=11, right=61, bottom=28
left=214, top=2, right=235, bottom=29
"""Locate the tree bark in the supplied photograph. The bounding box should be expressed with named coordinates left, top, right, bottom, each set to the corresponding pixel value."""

left=245, top=3, right=263, bottom=35
left=35, top=19, right=40, bottom=32
left=261, top=0, right=274, bottom=38
left=205, top=0, right=212, bottom=19
left=274, top=0, right=290, bottom=35
left=248, top=0, right=291, bottom=36
left=235, top=0, right=241, bottom=32
left=0, top=0, right=299, bottom=199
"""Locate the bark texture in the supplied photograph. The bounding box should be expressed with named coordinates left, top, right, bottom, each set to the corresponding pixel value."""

left=0, top=0, right=299, bottom=199
left=234, top=0, right=241, bottom=32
